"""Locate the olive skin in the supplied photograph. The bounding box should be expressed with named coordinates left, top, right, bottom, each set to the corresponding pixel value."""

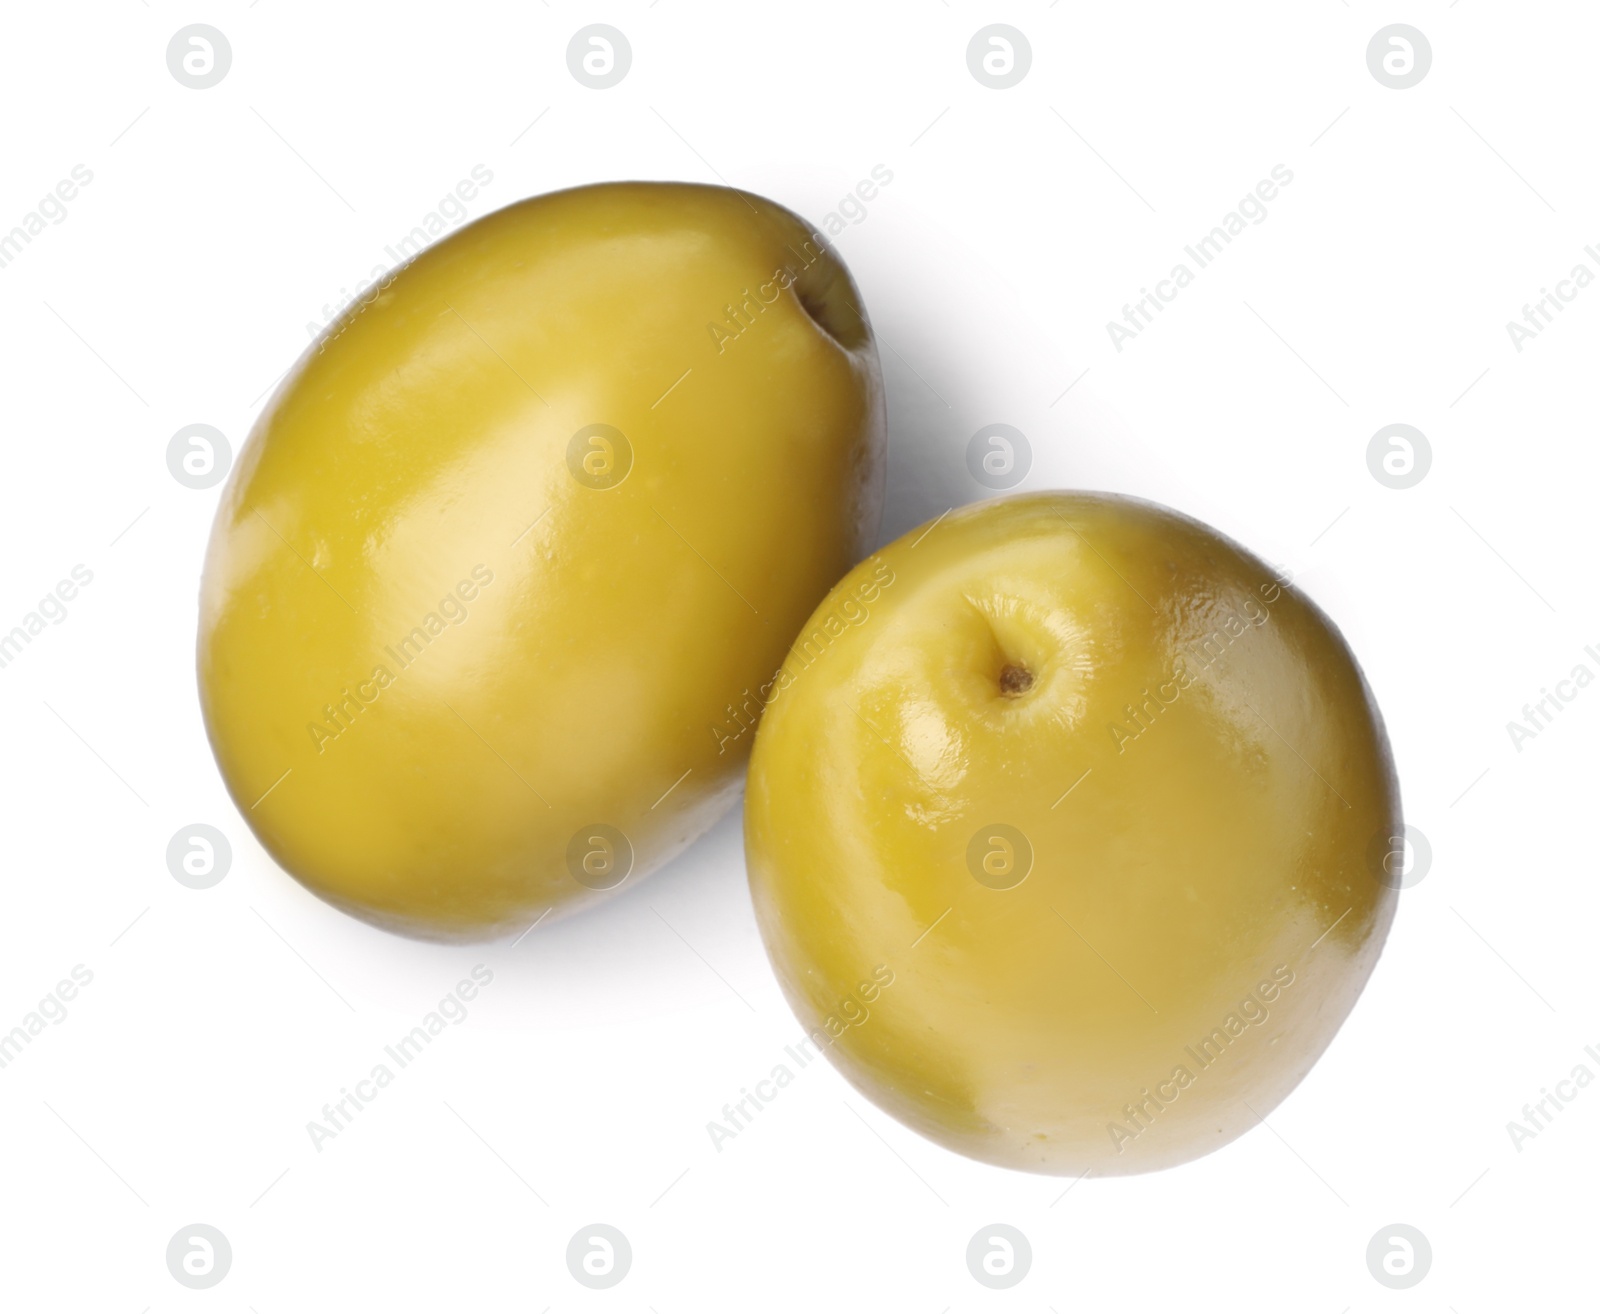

left=745, top=492, right=1399, bottom=1175
left=199, top=182, right=885, bottom=941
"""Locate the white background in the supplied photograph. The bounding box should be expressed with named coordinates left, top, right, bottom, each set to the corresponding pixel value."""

left=0, top=2, right=1594, bottom=1309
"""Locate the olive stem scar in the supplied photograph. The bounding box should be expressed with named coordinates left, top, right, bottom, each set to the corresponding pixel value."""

left=1051, top=767, right=1093, bottom=809
left=249, top=1166, right=291, bottom=1208
left=251, top=907, right=356, bottom=1013
left=43, top=701, right=149, bottom=808
left=1048, top=904, right=1159, bottom=1014
left=250, top=768, right=292, bottom=810
left=44, top=1101, right=149, bottom=1207
left=842, top=1101, right=949, bottom=1205
left=651, top=767, right=693, bottom=810
left=651, top=368, right=692, bottom=409
left=1240, top=1099, right=1349, bottom=1206
left=651, top=506, right=759, bottom=613
left=911, top=907, right=951, bottom=948
left=444, top=1101, right=550, bottom=1204
left=649, top=1166, right=691, bottom=1208
left=1308, top=906, right=1351, bottom=952
left=650, top=907, right=758, bottom=1013
left=824, top=271, right=878, bottom=344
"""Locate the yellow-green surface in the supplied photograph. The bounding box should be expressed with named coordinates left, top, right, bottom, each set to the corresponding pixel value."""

left=745, top=492, right=1399, bottom=1175
left=199, top=181, right=885, bottom=940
